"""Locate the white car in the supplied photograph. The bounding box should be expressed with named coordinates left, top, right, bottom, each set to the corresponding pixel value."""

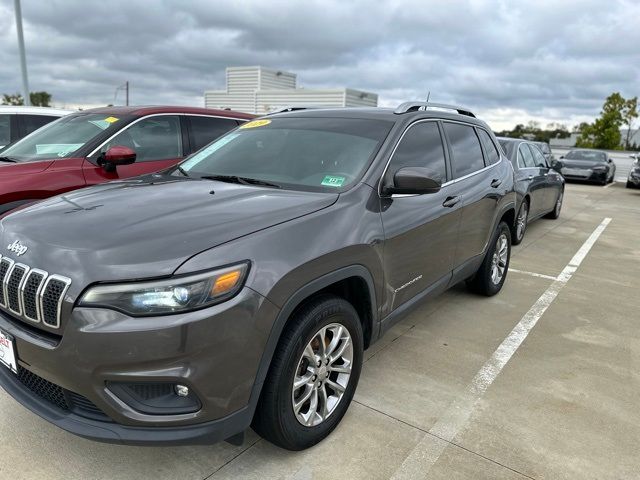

left=0, top=106, right=73, bottom=149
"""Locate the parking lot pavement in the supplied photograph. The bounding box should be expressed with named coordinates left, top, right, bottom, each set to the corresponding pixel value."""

left=1, top=182, right=638, bottom=480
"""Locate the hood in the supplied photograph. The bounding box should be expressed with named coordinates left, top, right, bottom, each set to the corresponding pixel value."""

left=0, top=159, right=55, bottom=175
left=561, top=159, right=607, bottom=169
left=0, top=174, right=338, bottom=288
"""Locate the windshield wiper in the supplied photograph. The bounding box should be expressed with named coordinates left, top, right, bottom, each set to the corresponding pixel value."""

left=0, top=156, right=17, bottom=163
left=176, top=165, right=189, bottom=177
left=200, top=174, right=281, bottom=189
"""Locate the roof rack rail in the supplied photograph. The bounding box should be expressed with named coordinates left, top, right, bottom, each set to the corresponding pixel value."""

left=267, top=106, right=319, bottom=115
left=394, top=101, right=475, bottom=118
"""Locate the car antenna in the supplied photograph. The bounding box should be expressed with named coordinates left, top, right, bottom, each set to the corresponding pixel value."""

left=426, top=91, right=431, bottom=102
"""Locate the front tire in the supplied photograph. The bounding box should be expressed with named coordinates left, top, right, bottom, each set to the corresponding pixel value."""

left=467, top=221, right=511, bottom=296
left=252, top=295, right=363, bottom=450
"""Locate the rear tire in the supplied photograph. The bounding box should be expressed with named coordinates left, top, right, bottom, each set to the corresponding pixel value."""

left=512, top=200, right=528, bottom=245
left=545, top=189, right=563, bottom=219
left=627, top=181, right=634, bottom=189
left=252, top=295, right=363, bottom=450
left=467, top=221, right=511, bottom=296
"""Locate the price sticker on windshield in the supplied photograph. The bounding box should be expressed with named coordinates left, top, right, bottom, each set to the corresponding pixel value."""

left=240, top=119, right=271, bottom=129
left=321, top=175, right=345, bottom=187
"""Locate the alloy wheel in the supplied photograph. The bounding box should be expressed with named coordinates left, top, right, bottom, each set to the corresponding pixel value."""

left=516, top=203, right=528, bottom=241
left=555, top=192, right=563, bottom=216
left=292, top=323, right=353, bottom=427
left=490, top=232, right=509, bottom=284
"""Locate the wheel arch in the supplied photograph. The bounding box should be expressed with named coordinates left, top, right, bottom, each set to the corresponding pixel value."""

left=497, top=202, right=517, bottom=240
left=247, top=265, right=377, bottom=417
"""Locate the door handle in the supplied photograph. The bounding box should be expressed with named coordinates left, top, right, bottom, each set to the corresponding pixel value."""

left=490, top=178, right=502, bottom=188
left=442, top=196, right=460, bottom=208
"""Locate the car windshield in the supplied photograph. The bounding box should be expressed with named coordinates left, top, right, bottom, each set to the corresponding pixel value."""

left=176, top=117, right=393, bottom=192
left=565, top=150, right=606, bottom=162
left=0, top=113, right=127, bottom=162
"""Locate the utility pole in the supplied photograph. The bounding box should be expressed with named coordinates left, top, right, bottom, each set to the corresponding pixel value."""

left=14, top=0, right=30, bottom=106
left=114, top=81, right=130, bottom=106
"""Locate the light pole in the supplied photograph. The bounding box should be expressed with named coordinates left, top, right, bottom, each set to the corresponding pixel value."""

left=14, top=0, right=30, bottom=106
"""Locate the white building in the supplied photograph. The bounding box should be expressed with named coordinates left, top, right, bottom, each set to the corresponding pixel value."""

left=620, top=128, right=640, bottom=148
left=205, top=66, right=378, bottom=114
left=550, top=129, right=640, bottom=149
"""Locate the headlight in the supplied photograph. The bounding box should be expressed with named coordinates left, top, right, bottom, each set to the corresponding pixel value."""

left=592, top=165, right=607, bottom=171
left=79, top=262, right=249, bottom=316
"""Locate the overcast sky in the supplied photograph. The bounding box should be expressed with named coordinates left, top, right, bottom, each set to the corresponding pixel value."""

left=1, top=0, right=638, bottom=130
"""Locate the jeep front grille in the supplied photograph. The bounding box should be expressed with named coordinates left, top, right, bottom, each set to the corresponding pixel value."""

left=0, top=256, right=70, bottom=329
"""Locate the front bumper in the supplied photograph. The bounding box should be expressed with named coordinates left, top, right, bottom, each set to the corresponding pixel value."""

left=627, top=172, right=640, bottom=186
left=561, top=168, right=608, bottom=183
left=0, top=287, right=279, bottom=445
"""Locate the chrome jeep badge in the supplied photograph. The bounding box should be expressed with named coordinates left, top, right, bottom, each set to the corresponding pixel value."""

left=7, top=240, right=28, bottom=256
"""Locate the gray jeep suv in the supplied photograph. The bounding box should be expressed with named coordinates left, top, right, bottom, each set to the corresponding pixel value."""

left=0, top=102, right=516, bottom=450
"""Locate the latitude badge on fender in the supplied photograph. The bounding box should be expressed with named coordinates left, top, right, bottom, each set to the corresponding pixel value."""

left=7, top=240, right=28, bottom=256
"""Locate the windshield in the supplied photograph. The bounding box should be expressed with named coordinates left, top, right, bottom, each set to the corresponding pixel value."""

left=565, top=150, right=606, bottom=162
left=176, top=117, right=393, bottom=192
left=0, top=113, right=127, bottom=162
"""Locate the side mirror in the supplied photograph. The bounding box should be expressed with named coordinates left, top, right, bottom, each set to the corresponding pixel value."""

left=551, top=160, right=564, bottom=172
left=385, top=167, right=442, bottom=195
left=98, top=145, right=136, bottom=172
left=607, top=158, right=613, bottom=163
left=559, top=155, right=565, bottom=159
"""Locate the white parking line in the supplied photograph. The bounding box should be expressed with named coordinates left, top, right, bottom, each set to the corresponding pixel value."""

left=391, top=217, right=612, bottom=479
left=603, top=181, right=616, bottom=189
left=508, top=268, right=558, bottom=282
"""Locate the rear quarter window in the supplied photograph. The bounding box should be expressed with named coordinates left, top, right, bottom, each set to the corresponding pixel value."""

left=477, top=129, right=501, bottom=165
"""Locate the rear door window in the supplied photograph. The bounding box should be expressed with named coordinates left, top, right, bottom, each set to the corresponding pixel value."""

left=477, top=129, right=500, bottom=165
left=188, top=116, right=239, bottom=152
left=528, top=144, right=548, bottom=168
left=22, top=115, right=59, bottom=136
left=0, top=115, right=10, bottom=145
left=518, top=144, right=536, bottom=168
left=385, top=121, right=447, bottom=184
left=443, top=122, right=485, bottom=178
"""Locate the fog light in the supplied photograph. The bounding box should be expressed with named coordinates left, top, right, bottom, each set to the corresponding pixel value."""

left=175, top=384, right=189, bottom=397
left=107, top=382, right=201, bottom=415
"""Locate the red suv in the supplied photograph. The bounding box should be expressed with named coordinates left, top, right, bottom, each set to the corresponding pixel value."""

left=0, top=106, right=253, bottom=213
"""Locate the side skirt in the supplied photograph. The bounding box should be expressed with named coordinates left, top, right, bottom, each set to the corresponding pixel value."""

left=378, top=273, right=451, bottom=336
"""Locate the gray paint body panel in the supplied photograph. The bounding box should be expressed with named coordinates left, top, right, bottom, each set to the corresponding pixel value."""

left=0, top=107, right=516, bottom=445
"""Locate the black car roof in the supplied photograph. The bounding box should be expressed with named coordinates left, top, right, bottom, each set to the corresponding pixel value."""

left=496, top=136, right=527, bottom=144
left=267, top=107, right=491, bottom=130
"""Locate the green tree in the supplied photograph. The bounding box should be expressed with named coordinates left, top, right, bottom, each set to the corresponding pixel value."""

left=622, top=96, right=638, bottom=149
left=29, top=91, right=52, bottom=107
left=573, top=122, right=590, bottom=133
left=1, top=91, right=52, bottom=107
left=2, top=93, right=22, bottom=105
left=576, top=92, right=633, bottom=150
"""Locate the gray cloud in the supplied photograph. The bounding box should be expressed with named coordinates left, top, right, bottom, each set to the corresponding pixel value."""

left=1, top=0, right=638, bottom=129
